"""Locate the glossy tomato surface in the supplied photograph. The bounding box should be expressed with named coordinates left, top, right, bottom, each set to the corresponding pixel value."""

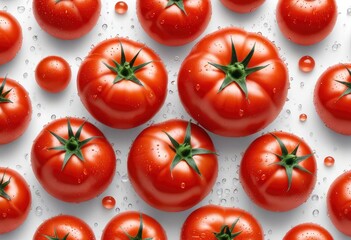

left=0, top=168, right=31, bottom=234
left=178, top=27, right=289, bottom=137
left=0, top=77, right=32, bottom=144
left=181, top=205, right=263, bottom=240
left=283, top=223, right=333, bottom=240
left=276, top=0, right=337, bottom=45
left=33, top=0, right=101, bottom=40
left=137, top=0, right=211, bottom=46
left=31, top=117, right=116, bottom=202
left=314, top=64, right=351, bottom=135
left=240, top=131, right=317, bottom=211
left=128, top=119, right=218, bottom=212
left=220, top=0, right=265, bottom=13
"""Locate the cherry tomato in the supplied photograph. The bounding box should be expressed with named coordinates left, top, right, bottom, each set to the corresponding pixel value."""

left=0, top=168, right=31, bottom=234
left=128, top=119, right=218, bottom=212
left=220, top=0, right=265, bottom=13
left=178, top=27, right=289, bottom=137
left=35, top=56, right=71, bottom=93
left=33, top=0, right=101, bottom=40
left=276, top=0, right=337, bottom=45
left=240, top=131, right=317, bottom=212
left=283, top=223, right=333, bottom=240
left=77, top=38, right=168, bottom=129
left=0, top=11, right=22, bottom=65
left=31, top=117, right=116, bottom=202
left=136, top=0, right=211, bottom=46
left=0, top=77, right=32, bottom=144
left=181, top=205, right=263, bottom=240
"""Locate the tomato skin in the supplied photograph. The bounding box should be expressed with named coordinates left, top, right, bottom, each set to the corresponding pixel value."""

left=240, top=131, right=317, bottom=212
left=31, top=117, right=116, bottom=203
left=33, top=0, right=100, bottom=40
left=137, top=0, right=211, bottom=46
left=0, top=78, right=32, bottom=145
left=178, top=27, right=289, bottom=137
left=220, top=0, right=265, bottom=13
left=33, top=215, right=95, bottom=240
left=283, top=223, right=333, bottom=240
left=77, top=38, right=168, bottom=129
left=0, top=11, right=22, bottom=65
left=128, top=119, right=218, bottom=212
left=181, top=205, right=263, bottom=240
left=276, top=0, right=337, bottom=45
left=314, top=64, right=351, bottom=135
left=102, top=211, right=167, bottom=240
left=327, top=171, right=351, bottom=237
left=35, top=56, right=71, bottom=93
left=0, top=168, right=31, bottom=234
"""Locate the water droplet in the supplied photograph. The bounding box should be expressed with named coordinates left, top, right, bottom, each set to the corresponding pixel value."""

left=347, top=8, right=351, bottom=16
left=311, top=194, right=319, bottom=201
left=299, top=56, right=315, bottom=73
left=324, top=156, right=335, bottom=167
left=2, top=212, right=7, bottom=218
left=51, top=114, right=56, bottom=120
left=94, top=222, right=98, bottom=227
left=261, top=174, right=266, bottom=180
left=121, top=174, right=129, bottom=183
left=17, top=6, right=25, bottom=13
left=284, top=109, right=291, bottom=118
left=23, top=72, right=28, bottom=78
left=102, top=196, right=116, bottom=210
left=35, top=206, right=43, bottom=216
left=174, top=56, right=180, bottom=61
left=312, top=209, right=319, bottom=217
left=75, top=57, right=82, bottom=65
left=239, top=109, right=244, bottom=117
left=332, top=42, right=341, bottom=51
left=180, top=182, right=186, bottom=189
left=102, top=24, right=108, bottom=30
left=33, top=35, right=38, bottom=41
left=115, top=1, right=128, bottom=15
left=30, top=46, right=35, bottom=52
left=195, top=84, right=200, bottom=91
left=299, top=113, right=307, bottom=122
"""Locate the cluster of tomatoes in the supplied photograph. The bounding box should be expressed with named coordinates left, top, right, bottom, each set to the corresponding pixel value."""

left=0, top=0, right=351, bottom=239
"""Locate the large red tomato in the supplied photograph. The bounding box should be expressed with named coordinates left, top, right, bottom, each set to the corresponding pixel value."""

left=276, top=0, right=337, bottom=45
left=220, top=0, right=265, bottom=13
left=314, top=64, right=351, bottom=135
left=240, top=131, right=317, bottom=212
left=102, top=211, right=167, bottom=240
left=136, top=0, right=211, bottom=46
left=181, top=205, right=263, bottom=240
left=31, top=117, right=116, bottom=202
left=0, top=168, right=31, bottom=234
left=33, top=215, right=95, bottom=240
left=77, top=38, right=168, bottom=129
left=327, top=171, right=351, bottom=237
left=33, top=0, right=101, bottom=40
left=0, top=11, right=22, bottom=65
left=178, top=28, right=289, bottom=137
left=0, top=77, right=32, bottom=144
left=128, top=119, right=218, bottom=212
left=283, top=223, right=333, bottom=240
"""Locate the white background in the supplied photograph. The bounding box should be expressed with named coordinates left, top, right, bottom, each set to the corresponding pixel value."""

left=1, top=0, right=351, bottom=239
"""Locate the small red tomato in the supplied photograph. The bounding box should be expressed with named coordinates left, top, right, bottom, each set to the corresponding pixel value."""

left=276, top=0, right=337, bottom=45
left=128, top=120, right=218, bottom=212
left=327, top=171, right=351, bottom=237
left=0, top=77, right=32, bottom=144
left=220, top=0, right=265, bottom=13
left=102, top=211, right=167, bottom=240
left=33, top=215, right=95, bottom=240
left=240, top=132, right=317, bottom=212
left=283, top=223, right=333, bottom=240
left=314, top=64, right=351, bottom=135
left=31, top=117, right=116, bottom=202
left=35, top=56, right=71, bottom=93
left=0, top=168, right=31, bottom=234
left=181, top=205, right=263, bottom=240
left=0, top=11, right=22, bottom=65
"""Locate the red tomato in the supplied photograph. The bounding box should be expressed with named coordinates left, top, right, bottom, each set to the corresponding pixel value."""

left=0, top=168, right=31, bottom=234
left=314, top=64, right=351, bottom=135
left=181, top=205, right=263, bottom=240
left=240, top=131, right=317, bottom=212
left=128, top=119, right=218, bottom=212
left=0, top=11, right=22, bottom=65
left=283, top=223, right=333, bottom=240
left=220, top=0, right=265, bottom=13
left=136, top=0, right=211, bottom=46
left=0, top=77, right=32, bottom=144
left=178, top=28, right=289, bottom=137
left=276, top=0, right=337, bottom=45
left=102, top=211, right=167, bottom=240
left=33, top=215, right=95, bottom=240
left=33, top=0, right=101, bottom=40
left=327, top=171, right=351, bottom=237
left=31, top=117, right=116, bottom=202
left=35, top=56, right=71, bottom=93
left=77, top=38, right=168, bottom=129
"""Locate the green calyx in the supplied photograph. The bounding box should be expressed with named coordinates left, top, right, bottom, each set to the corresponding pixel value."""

left=270, top=134, right=312, bottom=191
left=103, top=41, right=152, bottom=86
left=208, top=38, right=268, bottom=98
left=43, top=229, right=69, bottom=240
left=122, top=213, right=153, bottom=240
left=0, top=77, right=13, bottom=104
left=164, top=121, right=217, bottom=176
left=335, top=66, right=351, bottom=100
left=166, top=0, right=186, bottom=14
left=49, top=119, right=97, bottom=171
left=213, top=218, right=242, bottom=240
left=0, top=171, right=11, bottom=201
